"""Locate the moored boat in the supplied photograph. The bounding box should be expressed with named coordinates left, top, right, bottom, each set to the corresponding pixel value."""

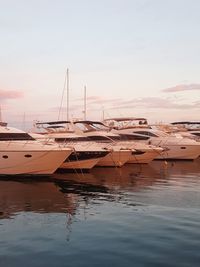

left=32, top=121, right=110, bottom=169
left=104, top=117, right=200, bottom=160
left=0, top=125, right=72, bottom=175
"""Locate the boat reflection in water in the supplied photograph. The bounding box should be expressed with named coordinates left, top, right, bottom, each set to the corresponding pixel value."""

left=1, top=159, right=200, bottom=267
left=0, top=164, right=161, bottom=220
left=150, top=157, right=200, bottom=176
left=0, top=159, right=199, bottom=221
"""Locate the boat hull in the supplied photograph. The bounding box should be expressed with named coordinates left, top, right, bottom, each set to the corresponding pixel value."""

left=60, top=151, right=109, bottom=169
left=0, top=149, right=72, bottom=175
left=96, top=150, right=132, bottom=167
left=155, top=145, right=200, bottom=160
left=128, top=149, right=161, bottom=164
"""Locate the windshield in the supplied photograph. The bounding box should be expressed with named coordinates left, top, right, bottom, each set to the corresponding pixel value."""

left=105, top=119, right=148, bottom=129
left=133, top=130, right=169, bottom=137
left=90, top=123, right=109, bottom=131
left=75, top=122, right=109, bottom=132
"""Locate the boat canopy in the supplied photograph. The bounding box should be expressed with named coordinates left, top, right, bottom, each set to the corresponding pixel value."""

left=172, top=121, right=200, bottom=125
left=35, top=120, right=70, bottom=125
left=74, top=120, right=105, bottom=125
left=103, top=117, right=147, bottom=122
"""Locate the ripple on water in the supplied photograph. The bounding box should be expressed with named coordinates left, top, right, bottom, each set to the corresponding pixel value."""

left=0, top=160, right=200, bottom=267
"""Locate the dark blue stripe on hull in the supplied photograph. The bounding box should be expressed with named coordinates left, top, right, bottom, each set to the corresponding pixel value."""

left=65, top=151, right=109, bottom=162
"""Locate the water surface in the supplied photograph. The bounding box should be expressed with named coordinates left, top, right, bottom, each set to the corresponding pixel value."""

left=0, top=159, right=200, bottom=267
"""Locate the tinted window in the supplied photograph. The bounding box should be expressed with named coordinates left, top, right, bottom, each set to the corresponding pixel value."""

left=87, top=136, right=111, bottom=142
left=119, top=134, right=149, bottom=141
left=55, top=137, right=90, bottom=142
left=0, top=133, right=35, bottom=141
left=134, top=131, right=158, bottom=137
left=192, top=132, right=200, bottom=137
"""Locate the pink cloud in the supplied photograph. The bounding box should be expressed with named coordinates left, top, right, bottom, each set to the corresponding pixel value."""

left=162, top=84, right=200, bottom=93
left=106, top=97, right=200, bottom=110
left=47, top=96, right=200, bottom=119
left=90, top=98, right=121, bottom=105
left=75, top=96, right=101, bottom=101
left=0, top=89, right=24, bottom=100
left=75, top=95, right=121, bottom=104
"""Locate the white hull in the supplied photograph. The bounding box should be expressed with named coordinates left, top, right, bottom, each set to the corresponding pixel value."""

left=155, top=144, right=200, bottom=160
left=112, top=128, right=200, bottom=160
left=0, top=140, right=72, bottom=175
left=128, top=150, right=161, bottom=164
left=116, top=141, right=163, bottom=164
left=32, top=133, right=110, bottom=170
left=58, top=145, right=109, bottom=170
left=60, top=157, right=102, bottom=169
left=0, top=149, right=72, bottom=175
left=96, top=150, right=132, bottom=167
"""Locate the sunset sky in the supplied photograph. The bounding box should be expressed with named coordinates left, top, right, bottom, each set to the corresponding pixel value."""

left=0, top=0, right=200, bottom=129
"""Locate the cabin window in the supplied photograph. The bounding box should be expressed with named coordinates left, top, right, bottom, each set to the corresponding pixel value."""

left=24, top=154, right=32, bottom=158
left=134, top=131, right=158, bottom=137
left=119, top=134, right=149, bottom=141
left=192, top=133, right=200, bottom=137
left=2, top=155, right=8, bottom=159
left=88, top=136, right=110, bottom=141
left=0, top=133, right=35, bottom=141
left=132, top=151, right=145, bottom=155
left=181, top=147, right=186, bottom=149
left=55, top=137, right=90, bottom=142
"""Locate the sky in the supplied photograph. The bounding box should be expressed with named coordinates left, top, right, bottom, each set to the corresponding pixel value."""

left=0, top=0, right=200, bottom=129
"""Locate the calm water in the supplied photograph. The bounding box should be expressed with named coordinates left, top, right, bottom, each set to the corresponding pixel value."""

left=0, top=159, right=200, bottom=267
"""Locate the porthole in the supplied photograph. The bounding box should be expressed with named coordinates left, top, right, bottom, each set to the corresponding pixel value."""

left=24, top=154, right=32, bottom=158
left=2, top=155, right=8, bottom=159
left=180, top=147, right=186, bottom=149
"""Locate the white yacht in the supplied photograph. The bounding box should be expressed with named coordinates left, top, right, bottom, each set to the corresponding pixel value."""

left=104, top=117, right=200, bottom=160
left=33, top=121, right=110, bottom=169
left=170, top=121, right=200, bottom=141
left=0, top=124, right=72, bottom=175
left=73, top=121, right=132, bottom=167
left=179, top=130, right=200, bottom=141
left=73, top=121, right=163, bottom=164
left=36, top=121, right=132, bottom=168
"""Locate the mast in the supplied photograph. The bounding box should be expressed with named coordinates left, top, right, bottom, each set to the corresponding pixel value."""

left=0, top=106, right=2, bottom=122
left=22, top=112, right=26, bottom=131
left=84, top=85, right=86, bottom=120
left=58, top=69, right=69, bottom=120
left=66, top=68, right=69, bottom=121
left=102, top=108, right=105, bottom=121
left=0, top=106, right=7, bottom=126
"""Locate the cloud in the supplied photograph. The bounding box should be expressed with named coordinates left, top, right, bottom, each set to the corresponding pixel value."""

left=0, top=89, right=24, bottom=100
left=90, top=98, right=121, bottom=105
left=162, top=84, right=200, bottom=93
left=76, top=96, right=102, bottom=101
left=105, top=97, right=200, bottom=110
left=77, top=96, right=200, bottom=111
left=75, top=95, right=121, bottom=105
left=47, top=96, right=200, bottom=121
